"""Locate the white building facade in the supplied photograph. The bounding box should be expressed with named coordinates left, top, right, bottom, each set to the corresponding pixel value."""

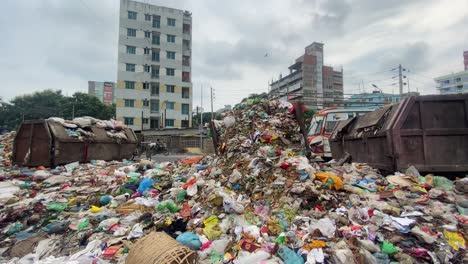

left=117, top=0, right=192, bottom=130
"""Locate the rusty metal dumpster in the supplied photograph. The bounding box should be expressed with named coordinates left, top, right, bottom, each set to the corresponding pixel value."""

left=330, top=94, right=468, bottom=173
left=13, top=120, right=137, bottom=167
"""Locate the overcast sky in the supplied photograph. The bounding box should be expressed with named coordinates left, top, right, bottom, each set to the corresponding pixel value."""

left=1, top=0, right=467, bottom=110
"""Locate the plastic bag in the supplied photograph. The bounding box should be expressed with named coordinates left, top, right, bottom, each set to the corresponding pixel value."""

left=309, top=218, right=336, bottom=238
left=234, top=250, right=270, bottom=264
left=137, top=178, right=154, bottom=194
left=0, top=181, right=20, bottom=204
left=187, top=183, right=198, bottom=196
left=223, top=116, right=236, bottom=128
left=157, top=200, right=179, bottom=213
left=176, top=232, right=202, bottom=250
left=315, top=172, right=343, bottom=191
left=443, top=230, right=466, bottom=251
left=6, top=222, right=23, bottom=235
left=46, top=202, right=68, bottom=212
left=77, top=218, right=90, bottom=231
left=277, top=245, right=304, bottom=264
left=381, top=241, right=399, bottom=254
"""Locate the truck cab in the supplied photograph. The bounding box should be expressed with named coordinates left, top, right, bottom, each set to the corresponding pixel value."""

left=307, top=108, right=374, bottom=158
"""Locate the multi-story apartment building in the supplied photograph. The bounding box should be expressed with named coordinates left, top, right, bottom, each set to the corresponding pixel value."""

left=116, top=0, right=192, bottom=130
left=88, top=81, right=115, bottom=105
left=269, top=42, right=343, bottom=109
left=435, top=51, right=468, bottom=95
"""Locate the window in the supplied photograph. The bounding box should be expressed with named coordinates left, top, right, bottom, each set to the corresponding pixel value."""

left=455, top=77, right=462, bottom=82
left=166, top=85, right=175, bottom=93
left=124, top=117, right=134, bottom=126
left=166, top=51, right=176, bottom=60
left=128, top=11, right=137, bottom=20
left=152, top=51, right=160, bottom=62
left=151, top=66, right=159, bottom=79
left=167, top=35, right=175, bottom=43
left=167, top=18, right=176, bottom=26
left=124, top=99, right=135, bottom=107
left=182, top=71, right=190, bottom=82
left=144, top=65, right=150, bottom=72
left=150, top=99, right=159, bottom=112
left=127, top=28, right=136, bottom=37
left=182, top=104, right=189, bottom=115
left=152, top=35, right=160, bottom=45
left=144, top=47, right=150, bottom=55
left=150, top=118, right=159, bottom=129
left=183, top=24, right=190, bottom=33
left=125, top=81, right=135, bottom=89
left=144, top=31, right=151, bottom=38
left=165, top=119, right=175, bottom=127
left=151, top=84, right=159, bottom=95
left=126, top=46, right=136, bottom=54
left=143, top=83, right=150, bottom=89
left=142, top=118, right=149, bottom=124
left=181, top=120, right=189, bottom=128
left=166, top=68, right=175, bottom=76
left=166, top=102, right=175, bottom=109
left=143, top=99, right=149, bottom=107
left=145, top=14, right=151, bottom=21
left=183, top=56, right=190, bottom=66
left=152, top=15, right=160, bottom=28
left=126, top=63, right=135, bottom=72
left=182, top=87, right=190, bottom=98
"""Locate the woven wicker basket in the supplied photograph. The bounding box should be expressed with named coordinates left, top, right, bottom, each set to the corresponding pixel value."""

left=126, top=232, right=198, bottom=264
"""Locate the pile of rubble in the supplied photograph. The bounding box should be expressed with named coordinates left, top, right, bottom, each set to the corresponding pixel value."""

left=0, top=99, right=466, bottom=264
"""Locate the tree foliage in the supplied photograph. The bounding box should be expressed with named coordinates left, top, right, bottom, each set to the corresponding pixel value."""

left=0, top=89, right=115, bottom=131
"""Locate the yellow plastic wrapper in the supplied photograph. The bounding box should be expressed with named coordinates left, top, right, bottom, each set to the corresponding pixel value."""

left=302, top=240, right=326, bottom=251
left=315, top=172, right=344, bottom=191
left=89, top=205, right=103, bottom=213
left=203, top=225, right=222, bottom=241
left=204, top=215, right=219, bottom=228
left=267, top=218, right=284, bottom=235
left=444, top=230, right=466, bottom=251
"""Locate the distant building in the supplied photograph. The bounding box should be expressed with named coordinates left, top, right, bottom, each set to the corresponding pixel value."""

left=269, top=42, right=343, bottom=110
left=464, top=50, right=468, bottom=70
left=116, top=0, right=193, bottom=131
left=345, top=91, right=419, bottom=109
left=88, top=81, right=115, bottom=105
left=434, top=51, right=468, bottom=94
left=216, top=105, right=232, bottom=113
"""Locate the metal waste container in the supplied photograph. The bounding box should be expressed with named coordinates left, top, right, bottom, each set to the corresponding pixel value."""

left=330, top=94, right=468, bottom=173
left=13, top=120, right=137, bottom=167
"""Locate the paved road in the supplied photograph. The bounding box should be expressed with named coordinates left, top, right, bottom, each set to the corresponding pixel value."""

left=150, top=154, right=193, bottom=163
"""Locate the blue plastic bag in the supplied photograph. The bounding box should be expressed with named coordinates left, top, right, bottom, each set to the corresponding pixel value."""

left=137, top=178, right=155, bottom=194
left=176, top=232, right=202, bottom=250
left=278, top=245, right=304, bottom=264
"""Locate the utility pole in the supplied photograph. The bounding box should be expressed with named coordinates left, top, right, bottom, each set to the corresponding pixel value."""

left=200, top=84, right=204, bottom=150
left=72, top=103, right=75, bottom=119
left=141, top=110, right=143, bottom=132
left=398, top=64, right=403, bottom=95
left=210, top=87, right=214, bottom=121
left=195, top=106, right=199, bottom=127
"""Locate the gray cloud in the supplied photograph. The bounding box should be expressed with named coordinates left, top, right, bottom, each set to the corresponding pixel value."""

left=1, top=0, right=467, bottom=110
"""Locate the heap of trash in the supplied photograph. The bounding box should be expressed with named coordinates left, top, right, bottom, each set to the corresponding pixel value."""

left=46, top=117, right=129, bottom=142
left=0, top=99, right=466, bottom=264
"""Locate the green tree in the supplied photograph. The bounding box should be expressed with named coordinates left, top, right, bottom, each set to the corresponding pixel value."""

left=62, top=93, right=115, bottom=120
left=0, top=90, right=116, bottom=131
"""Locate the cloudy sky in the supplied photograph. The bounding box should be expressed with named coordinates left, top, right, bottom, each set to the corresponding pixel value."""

left=1, top=0, right=467, bottom=110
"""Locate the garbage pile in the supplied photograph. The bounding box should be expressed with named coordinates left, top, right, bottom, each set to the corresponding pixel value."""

left=46, top=117, right=129, bottom=142
left=0, top=100, right=466, bottom=264
left=0, top=132, right=15, bottom=167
